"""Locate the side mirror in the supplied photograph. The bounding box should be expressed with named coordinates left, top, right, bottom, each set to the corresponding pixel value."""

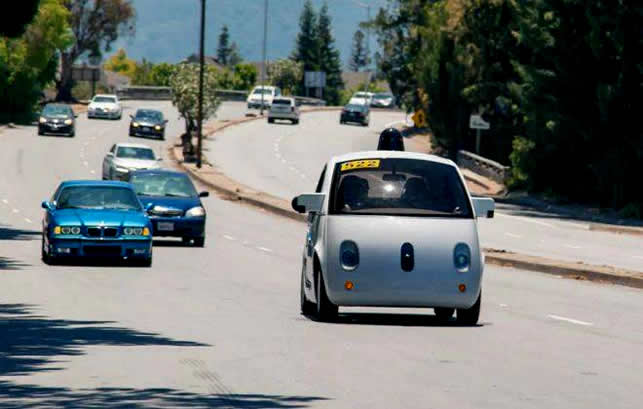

left=74, top=113, right=78, bottom=118
left=106, top=152, right=114, bottom=157
left=41, top=201, right=53, bottom=210
left=129, top=114, right=134, bottom=120
left=156, top=157, right=163, bottom=161
left=164, top=119, right=168, bottom=124
left=291, top=193, right=325, bottom=214
left=472, top=197, right=495, bottom=218
left=199, top=191, right=209, bottom=198
left=144, top=203, right=154, bottom=212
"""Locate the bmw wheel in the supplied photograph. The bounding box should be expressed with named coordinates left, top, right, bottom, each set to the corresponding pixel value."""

left=41, top=234, right=54, bottom=265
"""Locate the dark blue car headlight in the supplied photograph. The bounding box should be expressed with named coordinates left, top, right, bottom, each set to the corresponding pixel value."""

left=454, top=243, right=471, bottom=272
left=185, top=206, right=205, bottom=217
left=340, top=240, right=359, bottom=271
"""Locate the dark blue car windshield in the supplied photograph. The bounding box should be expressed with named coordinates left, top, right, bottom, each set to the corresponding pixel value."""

left=129, top=173, right=197, bottom=198
left=56, top=186, right=142, bottom=210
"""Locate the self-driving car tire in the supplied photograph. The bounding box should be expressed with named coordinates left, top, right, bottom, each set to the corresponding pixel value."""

left=315, top=270, right=338, bottom=322
left=434, top=307, right=455, bottom=322
left=300, top=267, right=315, bottom=316
left=456, top=291, right=481, bottom=326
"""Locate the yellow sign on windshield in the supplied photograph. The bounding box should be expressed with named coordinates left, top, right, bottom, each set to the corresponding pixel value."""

left=341, top=159, right=381, bottom=172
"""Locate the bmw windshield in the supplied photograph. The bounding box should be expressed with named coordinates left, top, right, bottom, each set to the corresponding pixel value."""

left=330, top=158, right=472, bottom=218
left=56, top=186, right=142, bottom=211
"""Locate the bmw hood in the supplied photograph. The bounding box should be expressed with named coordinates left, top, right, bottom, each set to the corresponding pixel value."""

left=52, top=209, right=149, bottom=227
left=138, top=195, right=201, bottom=213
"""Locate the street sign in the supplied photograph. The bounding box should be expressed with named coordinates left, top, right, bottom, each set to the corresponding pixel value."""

left=72, top=65, right=101, bottom=82
left=469, top=114, right=490, bottom=130
left=304, top=71, right=326, bottom=88
left=411, top=110, right=427, bottom=128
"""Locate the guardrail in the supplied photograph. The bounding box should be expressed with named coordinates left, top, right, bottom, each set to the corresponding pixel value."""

left=116, top=86, right=326, bottom=106
left=456, top=150, right=510, bottom=184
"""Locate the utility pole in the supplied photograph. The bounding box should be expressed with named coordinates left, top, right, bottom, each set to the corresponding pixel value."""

left=196, top=0, right=206, bottom=168
left=260, top=0, right=268, bottom=116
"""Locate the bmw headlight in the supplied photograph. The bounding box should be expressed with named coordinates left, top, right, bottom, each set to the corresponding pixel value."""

left=39, top=117, right=47, bottom=124
left=123, top=227, right=150, bottom=236
left=54, top=225, right=81, bottom=235
left=64, top=119, right=73, bottom=125
left=185, top=206, right=205, bottom=217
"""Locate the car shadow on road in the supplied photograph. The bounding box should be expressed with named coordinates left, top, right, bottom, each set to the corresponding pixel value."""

left=0, top=226, right=40, bottom=270
left=306, top=312, right=486, bottom=328
left=153, top=239, right=190, bottom=247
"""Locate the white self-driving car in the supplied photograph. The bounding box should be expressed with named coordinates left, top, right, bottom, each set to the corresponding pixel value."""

left=292, top=151, right=494, bottom=324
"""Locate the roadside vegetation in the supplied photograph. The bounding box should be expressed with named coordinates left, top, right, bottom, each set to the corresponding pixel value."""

left=370, top=0, right=642, bottom=215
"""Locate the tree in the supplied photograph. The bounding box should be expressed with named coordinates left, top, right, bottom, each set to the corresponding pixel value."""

left=349, top=29, right=369, bottom=72
left=291, top=0, right=319, bottom=95
left=0, top=0, right=41, bottom=37
left=268, top=59, right=303, bottom=95
left=317, top=2, right=344, bottom=104
left=216, top=25, right=231, bottom=66
left=103, top=48, right=136, bottom=78
left=233, top=63, right=257, bottom=90
left=0, top=0, right=72, bottom=123
left=132, top=58, right=155, bottom=85
left=56, top=0, right=136, bottom=101
left=150, top=63, right=176, bottom=87
left=228, top=42, right=243, bottom=67
left=169, top=63, right=221, bottom=133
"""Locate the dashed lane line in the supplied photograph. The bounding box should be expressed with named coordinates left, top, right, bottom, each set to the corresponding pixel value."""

left=257, top=246, right=273, bottom=253
left=24, top=218, right=32, bottom=224
left=504, top=232, right=522, bottom=238
left=2, top=199, right=8, bottom=205
left=548, top=314, right=593, bottom=327
left=12, top=209, right=19, bottom=213
left=223, top=235, right=237, bottom=241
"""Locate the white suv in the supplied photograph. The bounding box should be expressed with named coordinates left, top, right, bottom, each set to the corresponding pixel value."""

left=247, top=86, right=281, bottom=109
left=88, top=94, right=122, bottom=120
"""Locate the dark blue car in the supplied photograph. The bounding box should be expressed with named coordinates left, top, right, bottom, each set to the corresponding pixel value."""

left=41, top=181, right=153, bottom=266
left=127, top=169, right=209, bottom=247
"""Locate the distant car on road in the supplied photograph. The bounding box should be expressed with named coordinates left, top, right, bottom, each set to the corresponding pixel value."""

left=128, top=169, right=209, bottom=247
left=38, top=103, right=77, bottom=137
left=268, top=97, right=300, bottom=124
left=292, top=151, right=495, bottom=323
left=371, top=93, right=396, bottom=108
left=41, top=180, right=153, bottom=266
left=87, top=94, right=122, bottom=119
left=247, top=85, right=281, bottom=109
left=129, top=109, right=167, bottom=140
left=102, top=143, right=161, bottom=181
left=340, top=103, right=370, bottom=126
left=348, top=91, right=374, bottom=106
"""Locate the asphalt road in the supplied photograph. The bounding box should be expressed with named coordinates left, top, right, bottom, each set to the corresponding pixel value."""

left=206, top=109, right=643, bottom=272
left=0, top=101, right=641, bottom=408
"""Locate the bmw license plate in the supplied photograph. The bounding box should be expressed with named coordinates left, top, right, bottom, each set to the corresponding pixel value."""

left=157, top=222, right=174, bottom=231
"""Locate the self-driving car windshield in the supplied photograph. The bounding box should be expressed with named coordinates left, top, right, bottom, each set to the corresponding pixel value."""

left=135, top=110, right=162, bottom=121
left=116, top=147, right=155, bottom=160
left=130, top=173, right=198, bottom=198
left=42, top=105, right=72, bottom=117
left=56, top=186, right=142, bottom=210
left=93, top=96, right=116, bottom=103
left=330, top=158, right=472, bottom=217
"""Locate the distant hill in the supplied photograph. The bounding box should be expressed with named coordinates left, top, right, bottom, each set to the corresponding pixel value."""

left=114, top=0, right=377, bottom=68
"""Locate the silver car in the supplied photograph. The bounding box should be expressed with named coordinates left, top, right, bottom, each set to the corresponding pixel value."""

left=292, top=151, right=495, bottom=324
left=268, top=97, right=300, bottom=124
left=87, top=94, right=122, bottom=120
left=102, top=143, right=161, bottom=181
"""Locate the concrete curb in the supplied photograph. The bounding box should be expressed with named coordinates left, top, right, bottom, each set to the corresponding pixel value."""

left=171, top=111, right=643, bottom=289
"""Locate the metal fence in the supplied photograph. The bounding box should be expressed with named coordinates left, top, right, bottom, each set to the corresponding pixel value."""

left=456, top=150, right=510, bottom=184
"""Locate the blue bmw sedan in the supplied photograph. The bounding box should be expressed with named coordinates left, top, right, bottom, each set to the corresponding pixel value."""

left=127, top=169, right=208, bottom=247
left=41, top=181, right=153, bottom=266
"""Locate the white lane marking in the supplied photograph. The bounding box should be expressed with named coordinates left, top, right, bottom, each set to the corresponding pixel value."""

left=499, top=304, right=508, bottom=308
left=24, top=218, right=32, bottom=224
left=2, top=199, right=8, bottom=204
left=90, top=170, right=96, bottom=175
left=288, top=166, right=296, bottom=172
left=223, top=235, right=237, bottom=241
left=300, top=174, right=307, bottom=179
left=564, top=244, right=582, bottom=249
left=281, top=158, right=287, bottom=164
left=84, top=142, right=89, bottom=146
left=83, top=161, right=89, bottom=167
left=548, top=314, right=593, bottom=327
left=495, top=212, right=556, bottom=228
left=632, top=255, right=643, bottom=259
left=12, top=208, right=19, bottom=213
left=504, top=232, right=522, bottom=238
left=257, top=246, right=273, bottom=253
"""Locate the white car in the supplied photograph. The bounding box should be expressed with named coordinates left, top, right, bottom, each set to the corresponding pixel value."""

left=247, top=86, right=281, bottom=109
left=88, top=94, right=122, bottom=119
left=102, top=143, right=161, bottom=181
left=348, top=91, right=374, bottom=106
left=292, top=151, right=495, bottom=324
left=268, top=97, right=300, bottom=124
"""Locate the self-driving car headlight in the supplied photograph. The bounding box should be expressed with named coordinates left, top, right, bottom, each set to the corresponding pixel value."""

left=185, top=206, right=205, bottom=217
left=123, top=227, right=143, bottom=236
left=132, top=122, right=140, bottom=127
left=64, top=119, right=73, bottom=125
left=454, top=243, right=471, bottom=272
left=154, top=125, right=161, bottom=131
left=340, top=240, right=359, bottom=271
left=39, top=117, right=47, bottom=123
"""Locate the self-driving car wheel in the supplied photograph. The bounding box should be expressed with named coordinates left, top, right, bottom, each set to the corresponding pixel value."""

left=300, top=266, right=315, bottom=316
left=434, top=307, right=455, bottom=322
left=456, top=291, right=481, bottom=326
left=315, top=270, right=338, bottom=322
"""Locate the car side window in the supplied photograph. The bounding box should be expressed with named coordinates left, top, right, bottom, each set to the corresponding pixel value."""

left=315, top=165, right=327, bottom=193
